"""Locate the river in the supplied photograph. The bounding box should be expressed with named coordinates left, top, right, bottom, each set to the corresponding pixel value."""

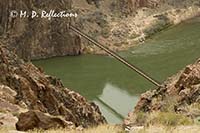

left=33, top=17, right=200, bottom=123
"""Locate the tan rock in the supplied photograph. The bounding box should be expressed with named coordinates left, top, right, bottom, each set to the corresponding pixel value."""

left=0, top=43, right=106, bottom=131
left=0, top=98, right=20, bottom=113
left=0, top=85, right=16, bottom=104
left=16, top=110, right=75, bottom=131
left=0, top=113, right=18, bottom=128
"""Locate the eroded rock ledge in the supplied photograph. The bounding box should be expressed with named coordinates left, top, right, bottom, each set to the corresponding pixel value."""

left=124, top=58, right=200, bottom=127
left=0, top=43, right=106, bottom=131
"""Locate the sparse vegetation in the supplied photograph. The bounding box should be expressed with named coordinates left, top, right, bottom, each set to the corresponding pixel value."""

left=101, top=26, right=111, bottom=38
left=144, top=18, right=172, bottom=37
left=137, top=125, right=200, bottom=133
left=2, top=124, right=199, bottom=133
left=128, top=32, right=140, bottom=39
left=147, top=112, right=193, bottom=126
left=135, top=112, right=148, bottom=125
left=161, top=96, right=178, bottom=112
left=28, top=125, right=124, bottom=133
left=132, top=111, right=193, bottom=127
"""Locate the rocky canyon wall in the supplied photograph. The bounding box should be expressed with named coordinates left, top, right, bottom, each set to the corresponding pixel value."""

left=111, top=0, right=160, bottom=16
left=0, top=43, right=106, bottom=131
left=0, top=0, right=81, bottom=60
left=124, top=58, right=200, bottom=128
left=74, top=0, right=200, bottom=54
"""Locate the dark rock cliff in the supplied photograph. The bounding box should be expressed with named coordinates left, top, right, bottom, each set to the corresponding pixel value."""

left=0, top=0, right=81, bottom=60
left=0, top=43, right=106, bottom=131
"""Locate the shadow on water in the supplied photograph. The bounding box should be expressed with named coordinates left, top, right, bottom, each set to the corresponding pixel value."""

left=95, top=83, right=139, bottom=123
left=33, top=17, right=200, bottom=123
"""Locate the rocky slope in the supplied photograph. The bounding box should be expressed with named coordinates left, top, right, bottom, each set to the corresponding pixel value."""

left=124, top=58, right=200, bottom=128
left=74, top=0, right=200, bottom=54
left=0, top=43, right=106, bottom=131
left=1, top=0, right=199, bottom=59
left=0, top=0, right=81, bottom=60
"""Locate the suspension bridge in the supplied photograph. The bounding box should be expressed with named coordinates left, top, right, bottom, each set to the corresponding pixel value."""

left=69, top=25, right=161, bottom=87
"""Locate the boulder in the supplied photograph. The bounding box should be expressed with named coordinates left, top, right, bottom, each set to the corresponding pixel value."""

left=0, top=113, right=18, bottom=129
left=0, top=85, right=17, bottom=104
left=16, top=110, right=74, bottom=131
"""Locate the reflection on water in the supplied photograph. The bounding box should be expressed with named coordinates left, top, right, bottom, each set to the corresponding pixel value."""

left=95, top=83, right=139, bottom=123
left=33, top=17, right=200, bottom=123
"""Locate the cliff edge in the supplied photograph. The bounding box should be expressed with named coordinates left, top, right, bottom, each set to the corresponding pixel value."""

left=0, top=43, right=106, bottom=131
left=124, top=58, right=200, bottom=129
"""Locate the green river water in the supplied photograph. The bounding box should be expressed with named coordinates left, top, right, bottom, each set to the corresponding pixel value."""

left=33, top=18, right=200, bottom=123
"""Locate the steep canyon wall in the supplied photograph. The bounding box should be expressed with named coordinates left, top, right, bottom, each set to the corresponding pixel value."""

left=0, top=0, right=81, bottom=60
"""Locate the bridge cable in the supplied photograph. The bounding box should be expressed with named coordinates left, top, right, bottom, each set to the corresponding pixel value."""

left=69, top=25, right=161, bottom=87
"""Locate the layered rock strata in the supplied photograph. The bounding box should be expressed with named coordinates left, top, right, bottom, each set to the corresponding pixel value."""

left=0, top=43, right=106, bottom=131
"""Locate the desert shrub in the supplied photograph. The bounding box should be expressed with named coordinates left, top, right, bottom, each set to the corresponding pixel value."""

left=135, top=112, right=148, bottom=125
left=147, top=112, right=193, bottom=126
left=128, top=33, right=140, bottom=39
left=144, top=15, right=172, bottom=36
left=29, top=125, right=124, bottom=133
left=161, top=96, right=178, bottom=112
left=101, top=26, right=110, bottom=38
left=190, top=103, right=200, bottom=110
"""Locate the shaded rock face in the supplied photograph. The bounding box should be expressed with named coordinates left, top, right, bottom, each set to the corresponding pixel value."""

left=110, top=0, right=160, bottom=16
left=86, top=0, right=102, bottom=8
left=0, top=44, right=106, bottom=131
left=138, top=0, right=160, bottom=8
left=16, top=110, right=75, bottom=131
left=0, top=0, right=81, bottom=60
left=124, top=59, right=200, bottom=126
